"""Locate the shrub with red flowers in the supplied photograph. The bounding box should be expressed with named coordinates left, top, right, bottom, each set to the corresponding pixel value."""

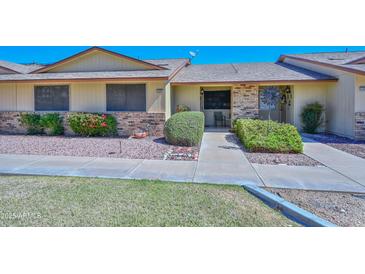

left=67, top=113, right=117, bottom=137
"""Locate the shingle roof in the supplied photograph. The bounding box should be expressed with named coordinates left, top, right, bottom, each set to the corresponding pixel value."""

left=341, top=64, right=365, bottom=73
left=0, top=60, right=43, bottom=74
left=280, top=51, right=365, bottom=65
left=0, top=58, right=189, bottom=82
left=171, top=62, right=337, bottom=83
left=279, top=51, right=365, bottom=76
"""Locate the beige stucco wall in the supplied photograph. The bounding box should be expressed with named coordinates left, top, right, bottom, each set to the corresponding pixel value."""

left=172, top=85, right=201, bottom=113
left=291, top=83, right=328, bottom=132
left=0, top=84, right=16, bottom=110
left=0, top=80, right=167, bottom=113
left=70, top=83, right=106, bottom=112
left=355, top=75, right=365, bottom=112
left=284, top=58, right=356, bottom=137
left=49, top=51, right=152, bottom=73
left=146, top=81, right=166, bottom=113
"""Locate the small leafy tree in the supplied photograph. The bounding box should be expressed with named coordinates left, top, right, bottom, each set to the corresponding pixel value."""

left=301, top=102, right=324, bottom=133
left=260, top=86, right=280, bottom=121
left=260, top=87, right=281, bottom=133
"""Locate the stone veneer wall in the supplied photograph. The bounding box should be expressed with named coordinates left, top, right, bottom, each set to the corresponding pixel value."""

left=354, top=112, right=365, bottom=140
left=111, top=112, right=165, bottom=136
left=231, top=84, right=259, bottom=121
left=0, top=112, right=165, bottom=136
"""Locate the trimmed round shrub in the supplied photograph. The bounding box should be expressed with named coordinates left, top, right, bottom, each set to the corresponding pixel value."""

left=68, top=113, right=117, bottom=137
left=40, top=113, right=64, bottom=135
left=300, top=102, right=324, bottom=134
left=164, top=111, right=204, bottom=146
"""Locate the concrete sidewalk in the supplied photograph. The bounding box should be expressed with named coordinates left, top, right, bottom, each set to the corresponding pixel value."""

left=252, top=164, right=365, bottom=193
left=0, top=154, right=198, bottom=183
left=302, top=136, right=365, bottom=186
left=0, top=132, right=263, bottom=186
left=1, top=132, right=365, bottom=193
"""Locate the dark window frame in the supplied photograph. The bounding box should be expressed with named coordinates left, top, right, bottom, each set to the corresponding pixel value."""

left=106, top=84, right=146, bottom=112
left=34, top=85, right=70, bottom=111
left=203, top=90, right=231, bottom=110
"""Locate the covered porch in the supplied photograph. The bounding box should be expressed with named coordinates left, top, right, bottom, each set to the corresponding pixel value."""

left=171, top=83, right=295, bottom=128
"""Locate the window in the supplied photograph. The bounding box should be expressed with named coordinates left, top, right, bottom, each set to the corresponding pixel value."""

left=204, top=90, right=230, bottom=110
left=34, top=85, right=69, bottom=111
left=106, top=84, right=146, bottom=111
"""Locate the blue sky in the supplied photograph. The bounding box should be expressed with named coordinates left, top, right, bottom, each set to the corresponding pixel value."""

left=1, top=46, right=365, bottom=65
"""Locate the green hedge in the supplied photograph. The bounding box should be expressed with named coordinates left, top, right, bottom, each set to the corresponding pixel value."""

left=19, top=113, right=43, bottom=135
left=68, top=113, right=117, bottom=137
left=164, top=111, right=204, bottom=146
left=20, top=113, right=64, bottom=135
left=40, top=113, right=64, bottom=135
left=235, top=119, right=303, bottom=153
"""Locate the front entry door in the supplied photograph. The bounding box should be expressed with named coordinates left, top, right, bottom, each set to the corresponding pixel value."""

left=202, top=90, right=231, bottom=127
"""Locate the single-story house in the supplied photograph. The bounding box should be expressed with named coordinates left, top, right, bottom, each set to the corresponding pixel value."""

left=0, top=47, right=365, bottom=139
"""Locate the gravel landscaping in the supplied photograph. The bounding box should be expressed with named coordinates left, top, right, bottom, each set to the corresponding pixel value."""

left=0, top=135, right=199, bottom=161
left=244, top=151, right=322, bottom=166
left=303, top=133, right=365, bottom=159
left=227, top=134, right=321, bottom=166
left=267, top=188, right=365, bottom=226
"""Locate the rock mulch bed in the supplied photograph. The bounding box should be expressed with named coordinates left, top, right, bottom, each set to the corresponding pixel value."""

left=227, top=133, right=321, bottom=166
left=303, top=133, right=365, bottom=159
left=244, top=151, right=322, bottom=166
left=267, top=188, right=365, bottom=227
left=0, top=135, right=199, bottom=161
left=163, top=146, right=199, bottom=161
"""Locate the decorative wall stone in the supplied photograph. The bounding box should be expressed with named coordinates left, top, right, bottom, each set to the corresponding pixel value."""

left=0, top=112, right=165, bottom=137
left=111, top=112, right=165, bottom=136
left=354, top=112, right=365, bottom=140
left=0, top=112, right=26, bottom=134
left=231, top=84, right=259, bottom=121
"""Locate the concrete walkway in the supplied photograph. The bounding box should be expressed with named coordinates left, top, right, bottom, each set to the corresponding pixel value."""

left=249, top=137, right=365, bottom=193
left=0, top=132, right=262, bottom=186
left=193, top=132, right=262, bottom=185
left=302, top=136, right=365, bottom=186
left=1, top=132, right=365, bottom=193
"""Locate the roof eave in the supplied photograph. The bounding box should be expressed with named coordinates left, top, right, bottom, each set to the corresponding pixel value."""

left=171, top=79, right=338, bottom=85
left=280, top=55, right=365, bottom=76
left=31, top=47, right=168, bottom=73
left=0, top=76, right=169, bottom=83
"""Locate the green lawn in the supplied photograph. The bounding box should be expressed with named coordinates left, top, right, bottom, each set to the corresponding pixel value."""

left=0, top=175, right=297, bottom=227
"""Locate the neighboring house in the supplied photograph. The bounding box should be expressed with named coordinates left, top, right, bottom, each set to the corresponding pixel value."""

left=0, top=47, right=365, bottom=139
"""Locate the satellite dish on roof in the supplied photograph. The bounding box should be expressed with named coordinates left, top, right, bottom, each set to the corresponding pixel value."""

left=189, top=50, right=199, bottom=60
